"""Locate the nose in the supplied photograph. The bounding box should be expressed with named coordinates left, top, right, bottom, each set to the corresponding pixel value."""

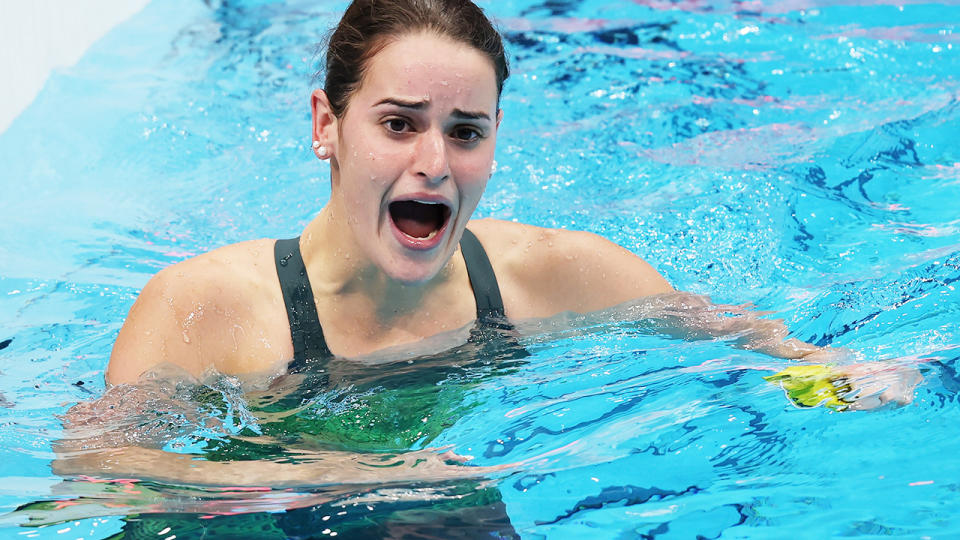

left=413, top=129, right=450, bottom=184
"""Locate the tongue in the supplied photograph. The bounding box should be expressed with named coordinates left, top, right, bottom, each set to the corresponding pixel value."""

left=390, top=201, right=443, bottom=238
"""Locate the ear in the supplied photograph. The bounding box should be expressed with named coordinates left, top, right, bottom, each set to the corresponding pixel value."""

left=496, top=108, right=503, bottom=129
left=311, top=89, right=338, bottom=159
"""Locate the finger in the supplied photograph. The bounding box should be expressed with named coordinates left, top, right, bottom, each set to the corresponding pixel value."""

left=902, top=367, right=923, bottom=388
left=880, top=386, right=915, bottom=406
left=423, top=445, right=474, bottom=462
left=848, top=394, right=883, bottom=411
left=438, top=450, right=473, bottom=463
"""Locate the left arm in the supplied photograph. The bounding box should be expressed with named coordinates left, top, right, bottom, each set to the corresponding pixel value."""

left=473, top=220, right=919, bottom=408
left=472, top=220, right=672, bottom=317
left=475, top=220, right=815, bottom=358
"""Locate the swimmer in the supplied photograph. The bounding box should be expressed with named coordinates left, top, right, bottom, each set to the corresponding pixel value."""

left=55, top=0, right=918, bottom=496
left=106, top=0, right=816, bottom=384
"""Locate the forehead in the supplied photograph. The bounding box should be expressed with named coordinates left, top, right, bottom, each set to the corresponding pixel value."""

left=356, top=32, right=499, bottom=112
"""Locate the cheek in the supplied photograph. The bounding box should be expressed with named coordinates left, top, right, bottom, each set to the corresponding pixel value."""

left=456, top=170, right=490, bottom=206
left=365, top=158, right=394, bottom=190
left=343, top=141, right=399, bottom=191
left=453, top=148, right=495, bottom=182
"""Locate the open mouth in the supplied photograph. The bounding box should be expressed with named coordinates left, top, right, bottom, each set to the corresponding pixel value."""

left=388, top=200, right=452, bottom=240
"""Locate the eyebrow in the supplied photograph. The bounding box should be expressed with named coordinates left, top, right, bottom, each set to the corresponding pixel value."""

left=373, top=98, right=491, bottom=121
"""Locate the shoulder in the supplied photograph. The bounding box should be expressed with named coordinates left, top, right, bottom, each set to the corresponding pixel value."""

left=106, top=239, right=288, bottom=384
left=467, top=217, right=615, bottom=255
left=467, top=218, right=673, bottom=318
left=141, top=239, right=277, bottom=312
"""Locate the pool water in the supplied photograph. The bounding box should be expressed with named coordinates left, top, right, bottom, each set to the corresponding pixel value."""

left=1, top=0, right=959, bottom=537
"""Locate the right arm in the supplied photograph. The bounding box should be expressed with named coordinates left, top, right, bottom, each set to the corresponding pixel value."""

left=106, top=267, right=210, bottom=384
left=53, top=380, right=503, bottom=489
left=52, top=442, right=492, bottom=488
left=106, top=241, right=290, bottom=385
left=84, top=243, right=520, bottom=490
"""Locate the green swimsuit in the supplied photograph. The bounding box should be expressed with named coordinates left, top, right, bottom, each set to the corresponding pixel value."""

left=203, top=228, right=527, bottom=459
left=168, top=230, right=527, bottom=538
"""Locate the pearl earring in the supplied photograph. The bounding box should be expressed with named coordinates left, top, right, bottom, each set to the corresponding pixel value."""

left=313, top=140, right=329, bottom=159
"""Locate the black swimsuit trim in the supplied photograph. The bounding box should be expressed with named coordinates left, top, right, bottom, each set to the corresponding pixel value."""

left=274, top=237, right=333, bottom=363
left=274, top=229, right=511, bottom=373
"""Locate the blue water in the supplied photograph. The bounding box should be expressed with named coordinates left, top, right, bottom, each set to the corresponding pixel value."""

left=1, top=0, right=959, bottom=537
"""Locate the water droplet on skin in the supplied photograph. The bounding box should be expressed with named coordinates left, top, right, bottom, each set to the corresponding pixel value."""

left=182, top=332, right=191, bottom=344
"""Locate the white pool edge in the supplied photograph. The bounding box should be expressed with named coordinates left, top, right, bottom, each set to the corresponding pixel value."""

left=0, top=0, right=151, bottom=135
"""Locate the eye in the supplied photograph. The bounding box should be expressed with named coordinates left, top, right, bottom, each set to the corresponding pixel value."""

left=452, top=126, right=483, bottom=143
left=384, top=118, right=412, bottom=134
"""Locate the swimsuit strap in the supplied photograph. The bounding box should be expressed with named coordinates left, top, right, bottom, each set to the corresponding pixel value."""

left=275, top=228, right=506, bottom=372
left=274, top=237, right=332, bottom=371
left=460, top=228, right=507, bottom=320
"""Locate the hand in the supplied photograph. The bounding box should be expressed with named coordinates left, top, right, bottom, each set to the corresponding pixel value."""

left=314, top=446, right=512, bottom=486
left=765, top=358, right=922, bottom=412
left=834, top=362, right=923, bottom=411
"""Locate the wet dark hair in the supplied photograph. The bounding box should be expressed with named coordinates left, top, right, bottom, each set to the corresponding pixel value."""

left=321, top=0, right=509, bottom=117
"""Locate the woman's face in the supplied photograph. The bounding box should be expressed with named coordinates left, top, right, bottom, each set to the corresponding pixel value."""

left=315, top=32, right=501, bottom=284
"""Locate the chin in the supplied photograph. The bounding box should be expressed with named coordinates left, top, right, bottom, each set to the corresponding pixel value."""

left=378, top=240, right=457, bottom=285
left=383, top=261, right=445, bottom=285
left=376, top=207, right=459, bottom=285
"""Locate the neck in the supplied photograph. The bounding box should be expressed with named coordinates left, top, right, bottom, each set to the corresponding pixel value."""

left=298, top=194, right=460, bottom=324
